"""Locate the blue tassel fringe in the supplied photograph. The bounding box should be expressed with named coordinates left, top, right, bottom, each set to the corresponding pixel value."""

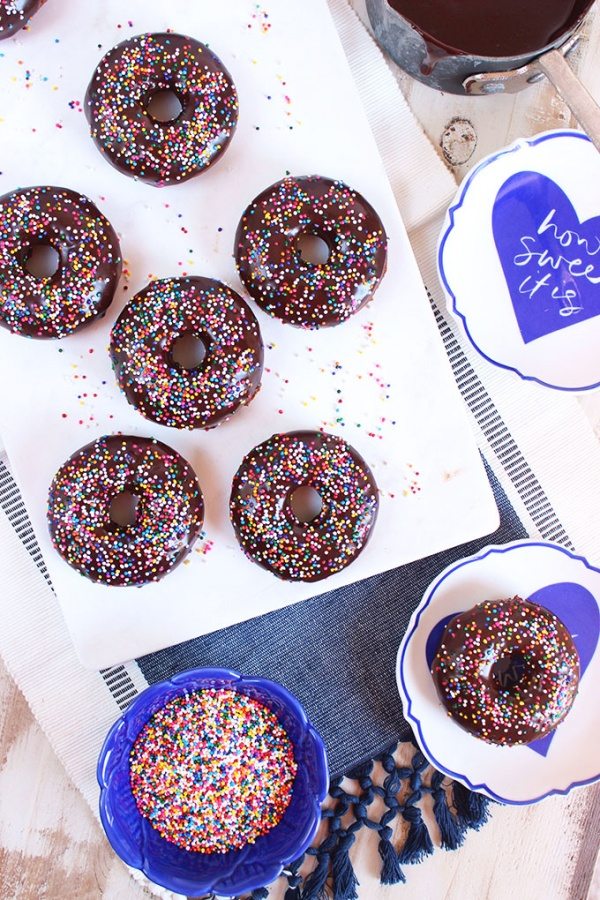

left=431, top=770, right=467, bottom=850
left=331, top=832, right=359, bottom=900
left=378, top=825, right=405, bottom=885
left=452, top=780, right=491, bottom=830
left=301, top=842, right=333, bottom=900
left=398, top=804, right=434, bottom=864
left=243, top=742, right=494, bottom=899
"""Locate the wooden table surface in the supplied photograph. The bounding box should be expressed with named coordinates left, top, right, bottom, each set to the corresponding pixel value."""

left=2, top=2, right=600, bottom=898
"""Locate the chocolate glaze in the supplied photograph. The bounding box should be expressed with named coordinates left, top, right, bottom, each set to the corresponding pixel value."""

left=85, top=33, right=239, bottom=186
left=387, top=0, right=587, bottom=58
left=431, top=597, right=580, bottom=746
left=110, top=276, right=264, bottom=430
left=230, top=430, right=379, bottom=582
left=0, top=186, right=121, bottom=339
left=0, top=0, right=42, bottom=40
left=48, top=435, right=204, bottom=586
left=235, top=175, right=388, bottom=329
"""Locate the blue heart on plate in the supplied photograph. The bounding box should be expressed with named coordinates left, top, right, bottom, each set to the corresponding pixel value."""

left=492, top=172, right=600, bottom=345
left=425, top=582, right=599, bottom=756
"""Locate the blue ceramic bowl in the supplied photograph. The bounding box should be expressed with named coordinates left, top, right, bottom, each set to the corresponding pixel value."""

left=97, top=667, right=328, bottom=897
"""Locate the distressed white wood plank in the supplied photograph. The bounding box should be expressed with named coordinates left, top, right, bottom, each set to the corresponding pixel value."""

left=0, top=658, right=150, bottom=900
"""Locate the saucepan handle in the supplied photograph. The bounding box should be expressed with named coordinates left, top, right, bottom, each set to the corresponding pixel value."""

left=465, top=43, right=600, bottom=153
left=536, top=49, right=600, bottom=152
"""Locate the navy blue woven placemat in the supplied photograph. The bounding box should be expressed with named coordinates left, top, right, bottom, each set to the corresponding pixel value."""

left=137, top=461, right=525, bottom=777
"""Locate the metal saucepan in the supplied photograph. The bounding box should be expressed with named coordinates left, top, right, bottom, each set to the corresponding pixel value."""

left=366, top=0, right=600, bottom=151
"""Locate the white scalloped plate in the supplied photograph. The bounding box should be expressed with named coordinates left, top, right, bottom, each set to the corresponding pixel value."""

left=438, top=130, right=600, bottom=392
left=397, top=541, right=600, bottom=804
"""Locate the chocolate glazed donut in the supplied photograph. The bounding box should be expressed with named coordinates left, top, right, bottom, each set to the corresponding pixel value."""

left=230, top=430, right=379, bottom=582
left=0, top=0, right=42, bottom=40
left=431, top=596, right=580, bottom=745
left=85, top=33, right=239, bottom=186
left=110, top=276, right=264, bottom=430
left=0, top=186, right=121, bottom=338
left=235, top=175, right=388, bottom=328
left=48, top=435, right=204, bottom=586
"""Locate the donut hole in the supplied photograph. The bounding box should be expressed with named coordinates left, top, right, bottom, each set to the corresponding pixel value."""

left=492, top=651, right=527, bottom=692
left=23, top=243, right=60, bottom=279
left=296, top=232, right=331, bottom=265
left=170, top=333, right=208, bottom=371
left=109, top=491, right=140, bottom=528
left=289, top=485, right=323, bottom=524
left=146, top=89, right=184, bottom=124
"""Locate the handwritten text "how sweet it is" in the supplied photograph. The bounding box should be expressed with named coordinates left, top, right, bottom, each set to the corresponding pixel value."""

left=513, top=209, right=600, bottom=317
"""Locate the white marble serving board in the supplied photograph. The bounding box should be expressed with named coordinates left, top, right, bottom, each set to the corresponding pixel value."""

left=0, top=0, right=498, bottom=669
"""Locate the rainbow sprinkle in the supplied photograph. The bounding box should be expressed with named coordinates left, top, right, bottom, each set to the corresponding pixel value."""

left=129, top=689, right=297, bottom=853
left=0, top=0, right=40, bottom=39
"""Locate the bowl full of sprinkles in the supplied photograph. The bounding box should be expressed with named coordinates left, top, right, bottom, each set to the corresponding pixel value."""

left=130, top=690, right=298, bottom=854
left=97, top=667, right=328, bottom=896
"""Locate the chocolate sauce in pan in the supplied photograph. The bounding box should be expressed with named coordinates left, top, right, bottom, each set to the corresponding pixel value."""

left=388, top=0, right=585, bottom=57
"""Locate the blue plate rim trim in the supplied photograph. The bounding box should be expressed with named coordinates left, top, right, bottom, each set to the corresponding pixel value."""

left=397, top=539, right=600, bottom=805
left=437, top=129, right=600, bottom=394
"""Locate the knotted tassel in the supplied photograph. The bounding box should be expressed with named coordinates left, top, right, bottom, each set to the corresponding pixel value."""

left=431, top=772, right=467, bottom=851
left=331, top=832, right=359, bottom=900
left=398, top=804, right=434, bottom=864
left=301, top=849, right=331, bottom=900
left=284, top=857, right=304, bottom=900
left=251, top=889, right=269, bottom=900
left=378, top=824, right=405, bottom=885
left=452, top=781, right=491, bottom=830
